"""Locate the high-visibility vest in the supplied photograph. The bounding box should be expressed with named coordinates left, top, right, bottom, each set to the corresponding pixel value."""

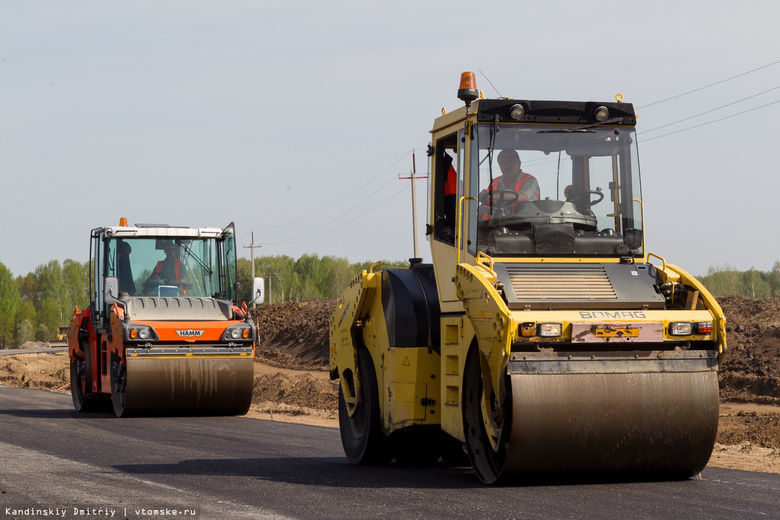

left=488, top=172, right=535, bottom=195
left=481, top=172, right=537, bottom=221
left=444, top=164, right=457, bottom=196
left=153, top=259, right=181, bottom=280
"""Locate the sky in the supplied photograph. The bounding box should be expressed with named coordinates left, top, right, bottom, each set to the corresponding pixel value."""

left=1, top=1, right=779, bottom=279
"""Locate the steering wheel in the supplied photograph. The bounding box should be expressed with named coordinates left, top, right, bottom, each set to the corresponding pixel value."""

left=566, top=189, right=604, bottom=208
left=479, top=188, right=520, bottom=207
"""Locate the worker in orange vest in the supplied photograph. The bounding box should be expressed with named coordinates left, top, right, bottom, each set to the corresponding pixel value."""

left=480, top=149, right=539, bottom=220
left=144, top=242, right=187, bottom=292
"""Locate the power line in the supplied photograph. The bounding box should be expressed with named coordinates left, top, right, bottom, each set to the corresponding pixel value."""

left=641, top=99, right=780, bottom=142
left=257, top=149, right=414, bottom=231
left=637, top=59, right=780, bottom=109
left=641, top=85, right=780, bottom=133
left=262, top=184, right=409, bottom=245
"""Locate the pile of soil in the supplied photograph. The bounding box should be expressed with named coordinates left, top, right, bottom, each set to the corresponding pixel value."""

left=251, top=299, right=335, bottom=370
left=718, top=296, right=780, bottom=406
left=0, top=353, right=70, bottom=391
left=18, top=341, right=51, bottom=350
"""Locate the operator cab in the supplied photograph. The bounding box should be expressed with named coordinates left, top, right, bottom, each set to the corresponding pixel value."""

left=431, top=97, right=643, bottom=261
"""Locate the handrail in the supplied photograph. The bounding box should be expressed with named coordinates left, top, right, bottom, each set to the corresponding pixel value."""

left=456, top=196, right=477, bottom=264
left=646, top=252, right=667, bottom=271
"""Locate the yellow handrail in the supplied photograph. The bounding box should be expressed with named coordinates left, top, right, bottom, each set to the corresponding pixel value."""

left=456, top=196, right=477, bottom=264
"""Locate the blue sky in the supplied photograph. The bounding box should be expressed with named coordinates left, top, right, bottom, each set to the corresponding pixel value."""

left=1, top=1, right=778, bottom=278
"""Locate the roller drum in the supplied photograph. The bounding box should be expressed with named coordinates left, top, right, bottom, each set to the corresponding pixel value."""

left=503, top=370, right=719, bottom=476
left=465, top=350, right=720, bottom=482
left=118, top=355, right=253, bottom=416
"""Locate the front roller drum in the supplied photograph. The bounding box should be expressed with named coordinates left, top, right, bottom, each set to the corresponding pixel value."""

left=111, top=354, right=254, bottom=417
left=464, top=352, right=719, bottom=483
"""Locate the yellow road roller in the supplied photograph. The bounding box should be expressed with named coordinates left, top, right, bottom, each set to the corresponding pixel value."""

left=68, top=219, right=263, bottom=417
left=330, top=73, right=726, bottom=483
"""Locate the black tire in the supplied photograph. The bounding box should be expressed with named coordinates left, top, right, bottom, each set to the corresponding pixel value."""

left=70, top=358, right=90, bottom=411
left=391, top=428, right=441, bottom=466
left=338, top=349, right=392, bottom=465
left=439, top=433, right=470, bottom=467
left=462, top=346, right=510, bottom=484
left=70, top=349, right=110, bottom=413
left=110, top=354, right=129, bottom=417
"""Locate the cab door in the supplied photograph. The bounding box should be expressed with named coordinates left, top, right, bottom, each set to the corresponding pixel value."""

left=221, top=222, right=237, bottom=301
left=429, top=128, right=465, bottom=309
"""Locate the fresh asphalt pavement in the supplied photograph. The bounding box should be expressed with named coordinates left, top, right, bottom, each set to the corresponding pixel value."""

left=1, top=385, right=778, bottom=520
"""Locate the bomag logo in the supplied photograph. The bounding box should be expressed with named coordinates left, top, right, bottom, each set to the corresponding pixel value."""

left=176, top=329, right=206, bottom=338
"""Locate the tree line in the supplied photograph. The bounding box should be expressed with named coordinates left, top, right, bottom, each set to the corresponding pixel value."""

left=235, top=255, right=410, bottom=305
left=2, top=256, right=778, bottom=349
left=0, top=260, right=90, bottom=348
left=697, top=262, right=780, bottom=300
left=0, top=255, right=410, bottom=349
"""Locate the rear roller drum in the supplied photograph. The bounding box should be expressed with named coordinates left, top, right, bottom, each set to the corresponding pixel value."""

left=338, top=349, right=393, bottom=465
left=462, top=347, right=511, bottom=484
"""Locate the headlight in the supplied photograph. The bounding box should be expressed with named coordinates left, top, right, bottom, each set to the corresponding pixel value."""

left=669, top=322, right=693, bottom=336
left=538, top=323, right=562, bottom=337
left=127, top=325, right=157, bottom=341
left=224, top=324, right=253, bottom=341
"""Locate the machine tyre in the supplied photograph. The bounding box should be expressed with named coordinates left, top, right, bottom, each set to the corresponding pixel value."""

left=439, top=433, right=470, bottom=467
left=70, top=350, right=110, bottom=413
left=110, top=354, right=129, bottom=418
left=70, top=359, right=93, bottom=412
left=462, top=346, right=510, bottom=484
left=338, top=349, right=392, bottom=465
left=391, top=428, right=441, bottom=466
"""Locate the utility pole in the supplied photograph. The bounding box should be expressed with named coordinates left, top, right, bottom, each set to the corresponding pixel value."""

left=243, top=232, right=262, bottom=308
left=398, top=152, right=427, bottom=258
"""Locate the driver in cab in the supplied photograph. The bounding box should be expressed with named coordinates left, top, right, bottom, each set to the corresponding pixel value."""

left=144, top=241, right=187, bottom=293
left=480, top=149, right=539, bottom=220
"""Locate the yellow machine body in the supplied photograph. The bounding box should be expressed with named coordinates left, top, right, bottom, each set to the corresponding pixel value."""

left=330, top=76, right=726, bottom=482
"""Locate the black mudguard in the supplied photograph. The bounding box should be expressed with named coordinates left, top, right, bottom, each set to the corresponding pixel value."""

left=381, top=265, right=441, bottom=352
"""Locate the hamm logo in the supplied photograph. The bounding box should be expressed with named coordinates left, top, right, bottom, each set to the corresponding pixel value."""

left=176, top=329, right=206, bottom=338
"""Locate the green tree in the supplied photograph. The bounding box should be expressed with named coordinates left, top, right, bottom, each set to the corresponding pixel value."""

left=0, top=262, right=21, bottom=348
left=37, top=297, right=61, bottom=341
left=700, top=263, right=741, bottom=297
left=294, top=254, right=328, bottom=299
left=257, top=255, right=297, bottom=304
left=326, top=256, right=356, bottom=299
left=33, top=260, right=67, bottom=338
left=16, top=319, right=34, bottom=346
left=62, top=259, right=90, bottom=317
left=769, top=261, right=780, bottom=299
left=16, top=272, right=37, bottom=304
left=236, top=257, right=253, bottom=305
left=235, top=254, right=410, bottom=305
left=742, top=269, right=767, bottom=299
